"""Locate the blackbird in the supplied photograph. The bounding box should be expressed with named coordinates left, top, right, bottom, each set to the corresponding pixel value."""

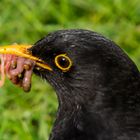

left=1, top=29, right=140, bottom=140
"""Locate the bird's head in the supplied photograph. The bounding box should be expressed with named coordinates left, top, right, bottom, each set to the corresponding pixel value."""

left=29, top=30, right=99, bottom=105
left=28, top=29, right=140, bottom=107
left=0, top=29, right=139, bottom=108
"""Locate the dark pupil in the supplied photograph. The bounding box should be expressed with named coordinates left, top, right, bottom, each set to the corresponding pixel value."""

left=58, top=56, right=70, bottom=68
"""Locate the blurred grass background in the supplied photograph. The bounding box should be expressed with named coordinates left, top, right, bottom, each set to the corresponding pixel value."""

left=0, top=0, right=140, bottom=140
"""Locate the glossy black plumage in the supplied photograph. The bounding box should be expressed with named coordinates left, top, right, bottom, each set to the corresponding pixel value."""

left=29, top=29, right=140, bottom=140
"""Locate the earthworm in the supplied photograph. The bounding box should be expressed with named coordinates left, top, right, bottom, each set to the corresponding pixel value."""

left=0, top=54, right=35, bottom=92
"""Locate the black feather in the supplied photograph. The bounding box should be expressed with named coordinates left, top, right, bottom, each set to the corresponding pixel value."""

left=30, top=29, right=140, bottom=140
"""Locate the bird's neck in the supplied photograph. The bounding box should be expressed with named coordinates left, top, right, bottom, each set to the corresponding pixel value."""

left=51, top=70, right=140, bottom=140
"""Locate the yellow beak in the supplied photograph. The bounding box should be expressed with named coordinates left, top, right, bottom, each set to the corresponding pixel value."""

left=0, top=44, right=52, bottom=71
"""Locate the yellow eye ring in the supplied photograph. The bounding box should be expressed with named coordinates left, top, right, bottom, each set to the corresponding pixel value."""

left=54, top=54, right=72, bottom=72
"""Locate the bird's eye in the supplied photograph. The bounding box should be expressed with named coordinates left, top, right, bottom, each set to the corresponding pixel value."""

left=54, top=54, right=72, bottom=72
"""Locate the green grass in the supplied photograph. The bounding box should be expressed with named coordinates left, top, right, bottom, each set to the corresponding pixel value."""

left=0, top=0, right=140, bottom=139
